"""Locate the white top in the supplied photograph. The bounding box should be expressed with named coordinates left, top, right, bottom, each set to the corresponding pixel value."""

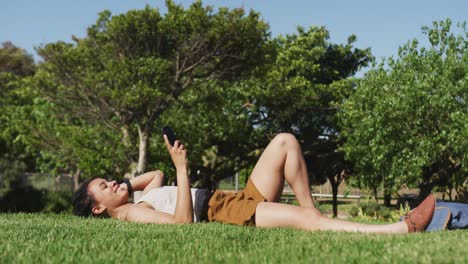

left=135, top=186, right=211, bottom=222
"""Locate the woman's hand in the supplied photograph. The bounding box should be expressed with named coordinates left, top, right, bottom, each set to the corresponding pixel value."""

left=163, top=135, right=193, bottom=223
left=163, top=134, right=187, bottom=170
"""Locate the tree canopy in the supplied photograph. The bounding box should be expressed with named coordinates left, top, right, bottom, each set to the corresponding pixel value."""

left=33, top=1, right=269, bottom=180
left=1, top=1, right=466, bottom=213
left=162, top=26, right=372, bottom=214
left=341, top=19, right=467, bottom=202
left=0, top=43, right=36, bottom=192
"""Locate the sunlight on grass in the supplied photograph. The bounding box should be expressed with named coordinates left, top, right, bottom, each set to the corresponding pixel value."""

left=1, top=213, right=467, bottom=263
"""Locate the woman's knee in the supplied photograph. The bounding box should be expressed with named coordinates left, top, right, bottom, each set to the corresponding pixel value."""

left=272, top=133, right=298, bottom=148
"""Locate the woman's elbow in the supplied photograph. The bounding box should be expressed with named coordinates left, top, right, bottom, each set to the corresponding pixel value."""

left=151, top=170, right=165, bottom=186
left=173, top=216, right=194, bottom=224
left=152, top=170, right=164, bottom=180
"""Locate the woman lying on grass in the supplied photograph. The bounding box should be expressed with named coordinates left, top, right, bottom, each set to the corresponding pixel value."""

left=73, top=133, right=435, bottom=233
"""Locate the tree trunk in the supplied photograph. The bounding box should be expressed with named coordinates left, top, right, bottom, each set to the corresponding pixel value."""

left=418, top=181, right=434, bottom=203
left=331, top=182, right=339, bottom=218
left=136, top=125, right=149, bottom=175
left=133, top=125, right=150, bottom=201
left=73, top=169, right=80, bottom=192
left=327, top=174, right=340, bottom=218
left=418, top=166, right=437, bottom=203
left=373, top=187, right=379, bottom=202
left=121, top=125, right=138, bottom=180
left=383, top=190, right=392, bottom=207
left=121, top=125, right=132, bottom=147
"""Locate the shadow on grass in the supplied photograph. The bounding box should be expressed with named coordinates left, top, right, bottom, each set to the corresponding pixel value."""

left=0, top=181, right=72, bottom=213
left=0, top=185, right=45, bottom=212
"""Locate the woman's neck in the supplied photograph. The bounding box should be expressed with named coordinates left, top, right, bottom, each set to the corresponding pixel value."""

left=108, top=203, right=133, bottom=220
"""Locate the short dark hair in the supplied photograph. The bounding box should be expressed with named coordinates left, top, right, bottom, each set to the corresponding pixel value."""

left=72, top=178, right=96, bottom=217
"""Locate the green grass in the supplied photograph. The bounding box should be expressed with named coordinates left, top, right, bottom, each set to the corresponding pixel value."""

left=1, top=213, right=467, bottom=263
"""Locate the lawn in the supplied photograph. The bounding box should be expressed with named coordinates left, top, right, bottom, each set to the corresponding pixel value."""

left=1, top=213, right=466, bottom=263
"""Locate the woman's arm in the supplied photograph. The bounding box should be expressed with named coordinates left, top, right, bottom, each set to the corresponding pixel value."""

left=128, top=170, right=165, bottom=195
left=124, top=135, right=193, bottom=224
left=164, top=135, right=193, bottom=224
left=119, top=170, right=165, bottom=196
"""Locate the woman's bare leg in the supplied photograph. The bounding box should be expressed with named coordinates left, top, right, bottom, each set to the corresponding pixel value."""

left=249, top=133, right=405, bottom=233
left=249, top=133, right=314, bottom=207
left=255, top=202, right=408, bottom=234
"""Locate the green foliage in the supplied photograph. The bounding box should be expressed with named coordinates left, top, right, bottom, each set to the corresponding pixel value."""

left=251, top=26, right=372, bottom=136
left=43, top=191, right=73, bottom=213
left=155, top=80, right=269, bottom=186
left=314, top=201, right=331, bottom=215
left=0, top=44, right=37, bottom=192
left=0, top=42, right=35, bottom=76
left=341, top=19, right=467, bottom=199
left=150, top=25, right=372, bottom=187
left=3, top=73, right=128, bottom=178
left=0, top=155, right=28, bottom=194
left=349, top=202, right=395, bottom=221
left=241, top=26, right=372, bottom=216
left=0, top=185, right=44, bottom=212
left=0, top=3, right=371, bottom=193
left=1, top=213, right=467, bottom=263
left=34, top=1, right=269, bottom=180
left=0, top=185, right=72, bottom=213
left=249, top=26, right=371, bottom=188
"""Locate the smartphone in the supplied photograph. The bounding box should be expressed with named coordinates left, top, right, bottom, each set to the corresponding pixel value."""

left=162, top=126, right=177, bottom=146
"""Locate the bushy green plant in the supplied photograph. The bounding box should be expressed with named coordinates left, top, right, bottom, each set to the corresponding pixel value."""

left=341, top=19, right=468, bottom=201
left=0, top=185, right=44, bottom=212
left=314, top=201, right=331, bottom=214
left=348, top=205, right=360, bottom=218
left=43, top=191, right=73, bottom=213
left=349, top=202, right=395, bottom=221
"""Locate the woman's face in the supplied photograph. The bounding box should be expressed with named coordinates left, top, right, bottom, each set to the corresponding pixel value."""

left=88, top=178, right=129, bottom=214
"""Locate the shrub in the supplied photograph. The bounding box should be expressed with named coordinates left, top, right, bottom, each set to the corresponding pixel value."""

left=349, top=206, right=360, bottom=217
left=314, top=201, right=331, bottom=214
left=0, top=185, right=72, bottom=213
left=43, top=191, right=73, bottom=213
left=0, top=186, right=45, bottom=212
left=349, top=202, right=395, bottom=221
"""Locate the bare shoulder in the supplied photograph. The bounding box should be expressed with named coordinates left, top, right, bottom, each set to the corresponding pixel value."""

left=125, top=202, right=176, bottom=224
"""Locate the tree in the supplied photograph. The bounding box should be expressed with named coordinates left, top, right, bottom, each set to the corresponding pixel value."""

left=146, top=26, right=372, bottom=208
left=164, top=26, right=370, bottom=215
left=246, top=26, right=371, bottom=216
left=0, top=42, right=35, bottom=76
left=0, top=43, right=36, bottom=192
left=155, top=78, right=272, bottom=188
left=35, top=1, right=269, bottom=182
left=341, top=19, right=467, bottom=204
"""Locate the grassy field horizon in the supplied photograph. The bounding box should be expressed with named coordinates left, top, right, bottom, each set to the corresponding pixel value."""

left=1, top=213, right=466, bottom=263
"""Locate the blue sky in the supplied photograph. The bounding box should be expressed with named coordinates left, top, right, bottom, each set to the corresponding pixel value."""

left=1, top=0, right=467, bottom=75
